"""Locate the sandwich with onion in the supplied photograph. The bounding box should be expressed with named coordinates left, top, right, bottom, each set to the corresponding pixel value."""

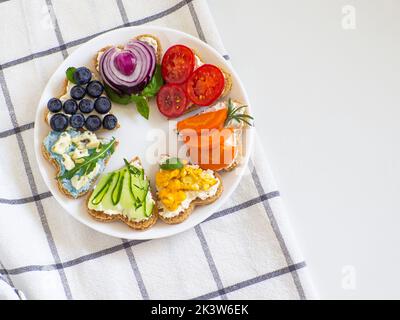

left=94, top=34, right=164, bottom=119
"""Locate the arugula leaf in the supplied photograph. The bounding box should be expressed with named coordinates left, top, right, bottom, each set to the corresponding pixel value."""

left=140, top=65, right=164, bottom=97
left=103, top=83, right=132, bottom=105
left=84, top=161, right=97, bottom=176
left=66, top=67, right=77, bottom=84
left=131, top=95, right=149, bottom=120
left=58, top=138, right=116, bottom=180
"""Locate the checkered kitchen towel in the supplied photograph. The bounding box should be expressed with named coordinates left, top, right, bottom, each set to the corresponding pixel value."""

left=0, top=0, right=315, bottom=300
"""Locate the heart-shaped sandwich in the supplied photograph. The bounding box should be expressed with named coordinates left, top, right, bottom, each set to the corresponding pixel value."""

left=155, top=156, right=223, bottom=224
left=42, top=129, right=117, bottom=198
left=95, top=34, right=162, bottom=96
left=86, top=157, right=158, bottom=230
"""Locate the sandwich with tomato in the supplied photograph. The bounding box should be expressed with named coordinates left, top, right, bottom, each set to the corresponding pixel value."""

left=156, top=44, right=232, bottom=118
left=177, top=99, right=253, bottom=171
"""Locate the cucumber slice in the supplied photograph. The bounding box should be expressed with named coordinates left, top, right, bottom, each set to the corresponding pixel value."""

left=111, top=170, right=124, bottom=205
left=131, top=173, right=147, bottom=202
left=145, top=196, right=154, bottom=217
left=89, top=159, right=156, bottom=221
left=91, top=172, right=115, bottom=205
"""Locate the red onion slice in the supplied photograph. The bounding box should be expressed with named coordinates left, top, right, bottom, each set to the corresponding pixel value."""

left=99, top=40, right=156, bottom=95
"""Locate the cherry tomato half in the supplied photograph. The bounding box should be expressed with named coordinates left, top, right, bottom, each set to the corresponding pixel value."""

left=186, top=64, right=225, bottom=106
left=161, top=45, right=195, bottom=84
left=156, top=84, right=188, bottom=118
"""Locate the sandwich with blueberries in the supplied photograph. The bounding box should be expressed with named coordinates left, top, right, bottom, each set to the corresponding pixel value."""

left=42, top=66, right=118, bottom=198
left=45, top=66, right=119, bottom=133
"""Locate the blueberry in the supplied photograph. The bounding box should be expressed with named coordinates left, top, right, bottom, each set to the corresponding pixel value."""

left=69, top=113, right=85, bottom=129
left=73, top=67, right=92, bottom=85
left=103, top=114, right=118, bottom=130
left=70, top=85, right=86, bottom=100
left=47, top=98, right=62, bottom=113
left=85, top=115, right=102, bottom=132
left=50, top=114, right=68, bottom=132
left=94, top=97, right=111, bottom=114
left=79, top=98, right=94, bottom=113
left=86, top=80, right=104, bottom=98
left=63, top=99, right=78, bottom=115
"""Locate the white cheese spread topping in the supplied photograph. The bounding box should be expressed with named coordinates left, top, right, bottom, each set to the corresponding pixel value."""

left=72, top=131, right=100, bottom=150
left=137, top=36, right=158, bottom=53
left=70, top=148, right=89, bottom=161
left=62, top=154, right=75, bottom=171
left=194, top=54, right=204, bottom=68
left=52, top=132, right=71, bottom=155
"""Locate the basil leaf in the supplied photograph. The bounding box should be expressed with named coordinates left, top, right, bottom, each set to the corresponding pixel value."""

left=140, top=65, right=164, bottom=98
left=104, top=83, right=132, bottom=105
left=66, top=67, right=77, bottom=84
left=58, top=138, right=116, bottom=180
left=131, top=95, right=149, bottom=120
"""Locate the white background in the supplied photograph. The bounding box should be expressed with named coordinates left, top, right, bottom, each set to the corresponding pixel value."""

left=208, top=0, right=400, bottom=299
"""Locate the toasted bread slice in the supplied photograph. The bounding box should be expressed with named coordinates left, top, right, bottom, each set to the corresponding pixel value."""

left=86, top=157, right=158, bottom=231
left=41, top=137, right=118, bottom=199
left=158, top=172, right=223, bottom=224
left=135, top=34, right=163, bottom=63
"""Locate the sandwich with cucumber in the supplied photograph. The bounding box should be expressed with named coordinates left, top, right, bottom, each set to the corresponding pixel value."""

left=87, top=157, right=157, bottom=230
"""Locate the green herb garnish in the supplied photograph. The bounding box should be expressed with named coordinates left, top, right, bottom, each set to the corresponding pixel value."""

left=140, top=65, right=164, bottom=98
left=225, top=98, right=254, bottom=127
left=124, top=158, right=141, bottom=176
left=58, top=138, right=116, bottom=180
left=104, top=84, right=132, bottom=105
left=104, top=85, right=150, bottom=120
left=130, top=95, right=150, bottom=120
left=102, top=65, right=162, bottom=120
left=160, top=157, right=184, bottom=170
left=66, top=67, right=77, bottom=84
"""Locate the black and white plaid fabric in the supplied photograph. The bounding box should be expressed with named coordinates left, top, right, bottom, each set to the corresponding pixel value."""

left=0, top=0, right=315, bottom=300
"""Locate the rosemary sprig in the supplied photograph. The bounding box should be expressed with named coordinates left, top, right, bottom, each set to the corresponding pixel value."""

left=225, top=99, right=254, bottom=127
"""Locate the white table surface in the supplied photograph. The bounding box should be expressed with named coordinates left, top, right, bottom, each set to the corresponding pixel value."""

left=208, top=0, right=400, bottom=299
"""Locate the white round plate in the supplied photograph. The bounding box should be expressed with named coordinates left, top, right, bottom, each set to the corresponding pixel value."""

left=34, top=26, right=254, bottom=240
